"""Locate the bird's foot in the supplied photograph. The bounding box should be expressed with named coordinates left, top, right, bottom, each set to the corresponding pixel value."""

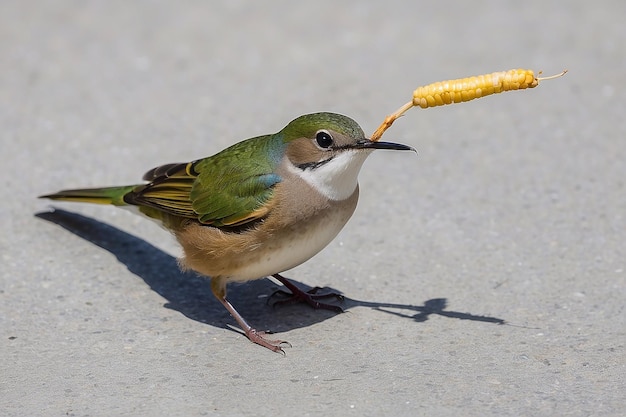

left=270, top=274, right=344, bottom=313
left=217, top=292, right=290, bottom=354
left=245, top=328, right=291, bottom=354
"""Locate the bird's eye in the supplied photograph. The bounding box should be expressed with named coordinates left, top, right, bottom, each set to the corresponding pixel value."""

left=315, top=130, right=334, bottom=149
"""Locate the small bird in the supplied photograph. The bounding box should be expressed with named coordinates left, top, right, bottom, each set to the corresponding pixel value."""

left=40, top=112, right=415, bottom=352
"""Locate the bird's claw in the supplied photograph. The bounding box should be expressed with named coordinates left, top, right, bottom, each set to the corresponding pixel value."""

left=246, top=328, right=291, bottom=354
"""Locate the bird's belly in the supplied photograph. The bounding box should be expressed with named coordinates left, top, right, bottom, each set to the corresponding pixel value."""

left=175, top=184, right=359, bottom=282
left=229, top=204, right=354, bottom=281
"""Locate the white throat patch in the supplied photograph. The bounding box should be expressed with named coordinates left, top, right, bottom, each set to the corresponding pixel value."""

left=289, top=150, right=370, bottom=201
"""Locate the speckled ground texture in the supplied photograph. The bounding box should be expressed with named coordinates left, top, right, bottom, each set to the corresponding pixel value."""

left=2, top=1, right=624, bottom=416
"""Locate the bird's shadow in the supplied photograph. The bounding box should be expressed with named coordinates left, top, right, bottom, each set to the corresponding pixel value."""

left=35, top=208, right=506, bottom=335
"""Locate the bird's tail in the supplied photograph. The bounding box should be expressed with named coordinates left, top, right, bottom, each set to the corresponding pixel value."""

left=39, top=185, right=138, bottom=206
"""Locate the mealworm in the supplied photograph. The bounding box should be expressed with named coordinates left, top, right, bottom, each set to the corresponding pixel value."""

left=371, top=69, right=566, bottom=141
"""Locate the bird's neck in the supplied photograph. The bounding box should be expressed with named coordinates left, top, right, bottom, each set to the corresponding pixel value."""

left=286, top=150, right=370, bottom=201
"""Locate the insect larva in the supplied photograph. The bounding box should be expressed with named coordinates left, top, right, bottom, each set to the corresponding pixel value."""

left=413, top=69, right=556, bottom=109
left=371, top=68, right=566, bottom=141
left=414, top=69, right=538, bottom=109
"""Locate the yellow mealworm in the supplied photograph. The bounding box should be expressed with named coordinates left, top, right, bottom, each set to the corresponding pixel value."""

left=370, top=68, right=566, bottom=141
left=413, top=69, right=542, bottom=109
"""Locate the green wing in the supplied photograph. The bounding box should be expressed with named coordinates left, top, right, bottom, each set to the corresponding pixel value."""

left=128, top=135, right=283, bottom=227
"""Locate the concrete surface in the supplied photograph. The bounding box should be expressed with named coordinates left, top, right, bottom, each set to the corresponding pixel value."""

left=1, top=1, right=624, bottom=416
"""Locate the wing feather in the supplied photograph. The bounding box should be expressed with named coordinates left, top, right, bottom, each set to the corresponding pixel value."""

left=127, top=134, right=283, bottom=227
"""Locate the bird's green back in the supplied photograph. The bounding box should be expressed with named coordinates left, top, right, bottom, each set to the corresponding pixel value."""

left=125, top=133, right=285, bottom=227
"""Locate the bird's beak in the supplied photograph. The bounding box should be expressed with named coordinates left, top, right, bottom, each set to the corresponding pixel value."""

left=354, top=139, right=417, bottom=153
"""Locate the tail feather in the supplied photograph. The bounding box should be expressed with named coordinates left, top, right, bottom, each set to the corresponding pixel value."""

left=39, top=185, right=139, bottom=206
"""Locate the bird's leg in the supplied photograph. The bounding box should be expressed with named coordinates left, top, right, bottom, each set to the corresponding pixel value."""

left=211, top=277, right=290, bottom=353
left=270, top=273, right=344, bottom=313
left=219, top=297, right=291, bottom=353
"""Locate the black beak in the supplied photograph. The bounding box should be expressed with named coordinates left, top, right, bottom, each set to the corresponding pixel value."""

left=355, top=139, right=417, bottom=153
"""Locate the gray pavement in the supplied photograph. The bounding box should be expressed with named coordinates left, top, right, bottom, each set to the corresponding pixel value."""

left=2, top=1, right=624, bottom=416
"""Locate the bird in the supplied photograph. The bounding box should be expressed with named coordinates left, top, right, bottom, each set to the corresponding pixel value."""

left=39, top=112, right=415, bottom=353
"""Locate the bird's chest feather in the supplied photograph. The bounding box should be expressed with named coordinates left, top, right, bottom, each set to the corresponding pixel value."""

left=230, top=190, right=358, bottom=280
left=175, top=181, right=359, bottom=281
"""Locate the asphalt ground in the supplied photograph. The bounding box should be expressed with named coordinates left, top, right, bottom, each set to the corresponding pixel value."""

left=2, top=1, right=624, bottom=416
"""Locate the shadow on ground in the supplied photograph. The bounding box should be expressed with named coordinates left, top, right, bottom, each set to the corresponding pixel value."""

left=35, top=208, right=505, bottom=335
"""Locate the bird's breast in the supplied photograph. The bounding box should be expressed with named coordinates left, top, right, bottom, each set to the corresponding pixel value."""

left=174, top=182, right=359, bottom=282
left=230, top=189, right=358, bottom=280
